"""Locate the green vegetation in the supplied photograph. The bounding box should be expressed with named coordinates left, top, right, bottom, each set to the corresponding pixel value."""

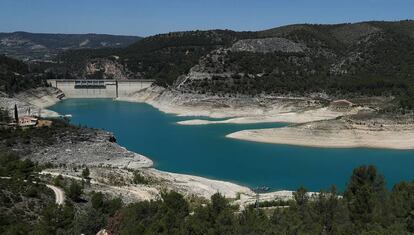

left=0, top=151, right=119, bottom=235
left=249, top=199, right=290, bottom=209
left=0, top=179, right=54, bottom=235
left=132, top=170, right=148, bottom=185
left=4, top=21, right=414, bottom=109
left=2, top=20, right=414, bottom=234
left=67, top=181, right=83, bottom=202
left=184, top=21, right=414, bottom=110
left=54, top=30, right=256, bottom=85
left=32, top=203, right=75, bottom=235
left=30, top=191, right=122, bottom=235
left=119, top=30, right=255, bottom=86
left=91, top=192, right=123, bottom=216
left=0, top=153, right=38, bottom=179
left=107, top=166, right=414, bottom=235
left=14, top=104, right=18, bottom=123
left=82, top=167, right=90, bottom=179
left=49, top=20, right=414, bottom=110
left=0, top=153, right=53, bottom=234
left=0, top=118, right=94, bottom=151
left=0, top=55, right=47, bottom=95
left=0, top=31, right=141, bottom=61
left=193, top=49, right=414, bottom=107
left=0, top=108, right=10, bottom=123
left=1, top=147, right=414, bottom=234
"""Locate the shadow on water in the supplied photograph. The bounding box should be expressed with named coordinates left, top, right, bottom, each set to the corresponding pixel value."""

left=50, top=99, right=414, bottom=192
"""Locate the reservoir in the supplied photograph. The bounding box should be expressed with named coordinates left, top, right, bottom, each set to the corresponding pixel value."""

left=50, top=99, right=414, bottom=192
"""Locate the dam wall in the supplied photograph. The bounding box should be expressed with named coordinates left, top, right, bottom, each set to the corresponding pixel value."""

left=117, top=80, right=153, bottom=97
left=47, top=79, right=154, bottom=98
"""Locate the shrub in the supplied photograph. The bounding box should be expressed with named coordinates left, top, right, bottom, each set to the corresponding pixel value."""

left=82, top=167, right=90, bottom=179
left=67, top=181, right=83, bottom=202
left=132, top=171, right=148, bottom=185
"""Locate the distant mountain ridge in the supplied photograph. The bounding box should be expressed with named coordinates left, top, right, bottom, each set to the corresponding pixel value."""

left=0, top=31, right=141, bottom=61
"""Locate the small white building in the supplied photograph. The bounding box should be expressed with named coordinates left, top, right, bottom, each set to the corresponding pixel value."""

left=18, top=116, right=38, bottom=127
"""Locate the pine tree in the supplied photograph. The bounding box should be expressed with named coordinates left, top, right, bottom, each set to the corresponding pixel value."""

left=14, top=104, right=19, bottom=124
left=82, top=167, right=90, bottom=179
left=344, top=165, right=386, bottom=227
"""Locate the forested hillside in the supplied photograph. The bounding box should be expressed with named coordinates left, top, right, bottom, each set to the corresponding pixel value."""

left=50, top=20, right=414, bottom=108
left=178, top=21, right=414, bottom=109
left=2, top=152, right=414, bottom=235
left=104, top=166, right=414, bottom=235
left=55, top=30, right=256, bottom=84
left=0, top=55, right=47, bottom=95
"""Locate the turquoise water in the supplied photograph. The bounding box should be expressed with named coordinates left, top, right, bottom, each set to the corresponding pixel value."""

left=50, top=99, right=414, bottom=192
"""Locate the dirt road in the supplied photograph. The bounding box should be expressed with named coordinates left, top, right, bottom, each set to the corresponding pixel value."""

left=46, top=184, right=65, bottom=205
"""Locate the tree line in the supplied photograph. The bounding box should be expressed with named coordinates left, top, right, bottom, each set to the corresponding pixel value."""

left=2, top=152, right=414, bottom=235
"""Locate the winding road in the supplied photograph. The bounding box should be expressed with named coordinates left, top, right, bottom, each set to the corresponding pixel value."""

left=46, top=184, right=65, bottom=205
left=1, top=176, right=65, bottom=205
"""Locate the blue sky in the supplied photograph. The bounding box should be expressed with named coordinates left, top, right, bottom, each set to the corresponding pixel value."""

left=0, top=0, right=413, bottom=36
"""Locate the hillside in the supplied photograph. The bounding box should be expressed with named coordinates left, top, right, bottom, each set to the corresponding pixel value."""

left=46, top=20, right=414, bottom=109
left=0, top=31, right=141, bottom=61
left=177, top=21, right=414, bottom=108
left=0, top=55, right=47, bottom=95
left=55, top=30, right=256, bottom=82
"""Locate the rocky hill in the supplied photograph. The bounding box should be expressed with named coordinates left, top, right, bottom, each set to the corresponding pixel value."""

left=47, top=20, right=414, bottom=109
left=54, top=30, right=255, bottom=83
left=0, top=31, right=141, bottom=61
left=174, top=21, right=414, bottom=109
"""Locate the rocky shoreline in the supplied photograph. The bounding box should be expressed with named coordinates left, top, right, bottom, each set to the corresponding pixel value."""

left=5, top=84, right=413, bottom=208
left=118, top=86, right=358, bottom=121
left=0, top=88, right=259, bottom=205
left=28, top=130, right=153, bottom=169
left=0, top=87, right=62, bottom=118
left=119, top=86, right=414, bottom=150
left=227, top=118, right=414, bottom=150
left=34, top=133, right=255, bottom=203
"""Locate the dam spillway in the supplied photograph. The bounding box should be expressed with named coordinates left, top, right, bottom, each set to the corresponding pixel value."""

left=47, top=79, right=154, bottom=98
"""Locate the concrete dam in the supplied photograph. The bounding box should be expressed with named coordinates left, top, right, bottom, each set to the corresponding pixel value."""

left=47, top=79, right=154, bottom=98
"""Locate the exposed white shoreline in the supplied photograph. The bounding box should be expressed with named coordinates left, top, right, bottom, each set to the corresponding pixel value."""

left=175, top=107, right=348, bottom=125
left=116, top=87, right=361, bottom=125
left=18, top=86, right=410, bottom=206
left=6, top=88, right=299, bottom=204
left=116, top=87, right=414, bottom=150
left=227, top=126, right=414, bottom=150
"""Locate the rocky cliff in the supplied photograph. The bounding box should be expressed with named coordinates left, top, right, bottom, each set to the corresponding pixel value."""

left=83, top=58, right=137, bottom=80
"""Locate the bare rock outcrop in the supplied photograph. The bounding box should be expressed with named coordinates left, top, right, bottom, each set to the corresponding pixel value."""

left=0, top=87, right=62, bottom=117
left=29, top=130, right=153, bottom=169
left=84, top=58, right=137, bottom=80
left=231, top=37, right=307, bottom=53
